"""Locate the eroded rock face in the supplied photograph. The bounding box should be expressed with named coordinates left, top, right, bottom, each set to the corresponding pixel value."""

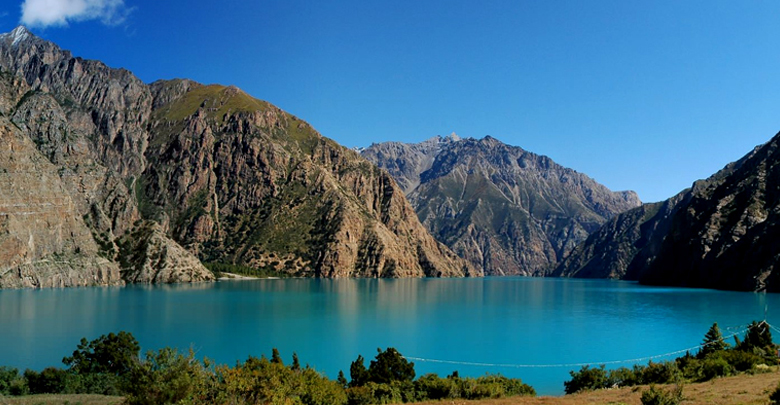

left=0, top=27, right=473, bottom=287
left=119, top=221, right=215, bottom=284
left=0, top=116, right=122, bottom=288
left=363, top=135, right=640, bottom=275
left=141, top=81, right=474, bottom=278
left=553, top=135, right=780, bottom=292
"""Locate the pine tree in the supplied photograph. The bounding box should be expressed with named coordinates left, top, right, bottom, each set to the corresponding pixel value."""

left=291, top=352, right=300, bottom=371
left=698, top=322, right=728, bottom=358
left=337, top=370, right=348, bottom=388
left=271, top=348, right=283, bottom=365
left=349, top=355, right=368, bottom=387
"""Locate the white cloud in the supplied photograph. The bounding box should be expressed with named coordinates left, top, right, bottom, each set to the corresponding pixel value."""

left=20, top=0, right=131, bottom=28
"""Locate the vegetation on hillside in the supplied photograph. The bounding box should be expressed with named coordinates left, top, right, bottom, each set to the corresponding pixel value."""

left=564, top=320, right=779, bottom=397
left=0, top=333, right=534, bottom=405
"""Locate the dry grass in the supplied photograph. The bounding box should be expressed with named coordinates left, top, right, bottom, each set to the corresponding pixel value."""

left=0, top=394, right=123, bottom=405
left=414, top=371, right=780, bottom=405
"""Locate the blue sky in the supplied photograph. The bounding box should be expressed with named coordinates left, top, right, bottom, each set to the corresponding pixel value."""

left=3, top=0, right=780, bottom=202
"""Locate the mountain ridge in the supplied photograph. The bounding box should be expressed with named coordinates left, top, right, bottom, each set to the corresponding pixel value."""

left=0, top=26, right=474, bottom=288
left=362, top=134, right=641, bottom=275
left=552, top=133, right=780, bottom=292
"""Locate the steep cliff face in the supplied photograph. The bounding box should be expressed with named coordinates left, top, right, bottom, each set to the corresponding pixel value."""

left=363, top=135, right=640, bottom=275
left=0, top=116, right=122, bottom=288
left=553, top=135, right=780, bottom=292
left=0, top=26, right=474, bottom=286
left=0, top=26, right=212, bottom=288
left=140, top=81, right=474, bottom=278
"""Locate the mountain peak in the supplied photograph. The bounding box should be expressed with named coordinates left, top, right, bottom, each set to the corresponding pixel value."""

left=2, top=26, right=32, bottom=46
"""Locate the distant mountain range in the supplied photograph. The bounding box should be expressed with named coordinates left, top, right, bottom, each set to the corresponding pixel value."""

left=362, top=134, right=641, bottom=275
left=0, top=26, right=472, bottom=288
left=552, top=132, right=780, bottom=292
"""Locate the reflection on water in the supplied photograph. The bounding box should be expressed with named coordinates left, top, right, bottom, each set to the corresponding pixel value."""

left=0, top=277, right=776, bottom=395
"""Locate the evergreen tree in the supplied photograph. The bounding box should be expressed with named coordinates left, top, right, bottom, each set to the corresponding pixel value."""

left=367, top=347, right=415, bottom=384
left=337, top=370, right=348, bottom=388
left=698, top=322, right=728, bottom=358
left=291, top=352, right=300, bottom=371
left=349, top=355, right=368, bottom=387
left=271, top=348, right=283, bottom=365
left=738, top=321, right=775, bottom=353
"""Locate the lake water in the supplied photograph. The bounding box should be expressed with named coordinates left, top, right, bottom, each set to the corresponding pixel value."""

left=0, top=277, right=777, bottom=395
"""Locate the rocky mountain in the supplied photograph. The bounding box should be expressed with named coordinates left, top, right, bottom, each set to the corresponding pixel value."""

left=552, top=133, right=780, bottom=292
left=0, top=26, right=473, bottom=288
left=362, top=134, right=641, bottom=275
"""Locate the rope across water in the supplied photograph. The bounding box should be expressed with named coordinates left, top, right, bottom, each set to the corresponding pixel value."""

left=403, top=324, right=767, bottom=369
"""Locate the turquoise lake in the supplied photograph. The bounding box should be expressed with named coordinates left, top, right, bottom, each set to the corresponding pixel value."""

left=0, top=277, right=777, bottom=395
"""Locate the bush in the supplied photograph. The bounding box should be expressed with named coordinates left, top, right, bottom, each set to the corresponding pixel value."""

left=715, top=348, right=768, bottom=371
left=346, top=385, right=375, bottom=405
left=606, top=367, right=638, bottom=387
left=641, top=384, right=684, bottom=405
left=24, top=367, right=67, bottom=394
left=123, top=348, right=210, bottom=405
left=8, top=377, right=28, bottom=396
left=413, top=373, right=457, bottom=400
left=564, top=365, right=608, bottom=394
left=637, top=361, right=681, bottom=385
left=0, top=366, right=19, bottom=395
left=63, top=372, right=122, bottom=396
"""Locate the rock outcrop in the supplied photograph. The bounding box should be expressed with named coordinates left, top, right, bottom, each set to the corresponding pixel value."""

left=0, top=26, right=473, bottom=287
left=552, top=133, right=780, bottom=292
left=0, top=116, right=121, bottom=288
left=141, top=81, right=474, bottom=278
left=363, top=135, right=640, bottom=275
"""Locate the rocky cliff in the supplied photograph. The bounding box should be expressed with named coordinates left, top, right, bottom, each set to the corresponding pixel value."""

left=0, top=26, right=472, bottom=287
left=552, top=133, right=780, bottom=292
left=362, top=135, right=640, bottom=275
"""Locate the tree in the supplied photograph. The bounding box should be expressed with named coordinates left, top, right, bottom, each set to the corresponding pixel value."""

left=738, top=321, right=776, bottom=354
left=367, top=347, right=415, bottom=384
left=698, top=322, right=728, bottom=358
left=349, top=355, right=368, bottom=387
left=62, top=331, right=140, bottom=376
left=271, top=348, right=283, bottom=365
left=292, top=352, right=301, bottom=371
left=336, top=370, right=348, bottom=388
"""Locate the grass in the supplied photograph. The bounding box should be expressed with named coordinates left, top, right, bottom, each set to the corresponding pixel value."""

left=159, top=84, right=270, bottom=122
left=412, top=370, right=780, bottom=405
left=0, top=394, right=123, bottom=405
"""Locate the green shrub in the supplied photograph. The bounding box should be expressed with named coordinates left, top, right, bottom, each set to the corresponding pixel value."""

left=24, top=367, right=68, bottom=394
left=0, top=366, right=19, bottom=395
left=346, top=385, right=375, bottom=405
left=564, top=365, right=608, bottom=394
left=475, top=374, right=535, bottom=398
left=698, top=357, right=733, bottom=381
left=8, top=376, right=28, bottom=396
left=640, top=384, right=684, bottom=405
left=716, top=348, right=769, bottom=371
left=413, top=373, right=457, bottom=400
left=606, top=367, right=638, bottom=387
left=123, top=348, right=210, bottom=405
left=63, top=372, right=122, bottom=395
left=299, top=367, right=348, bottom=405
left=637, top=361, right=681, bottom=385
